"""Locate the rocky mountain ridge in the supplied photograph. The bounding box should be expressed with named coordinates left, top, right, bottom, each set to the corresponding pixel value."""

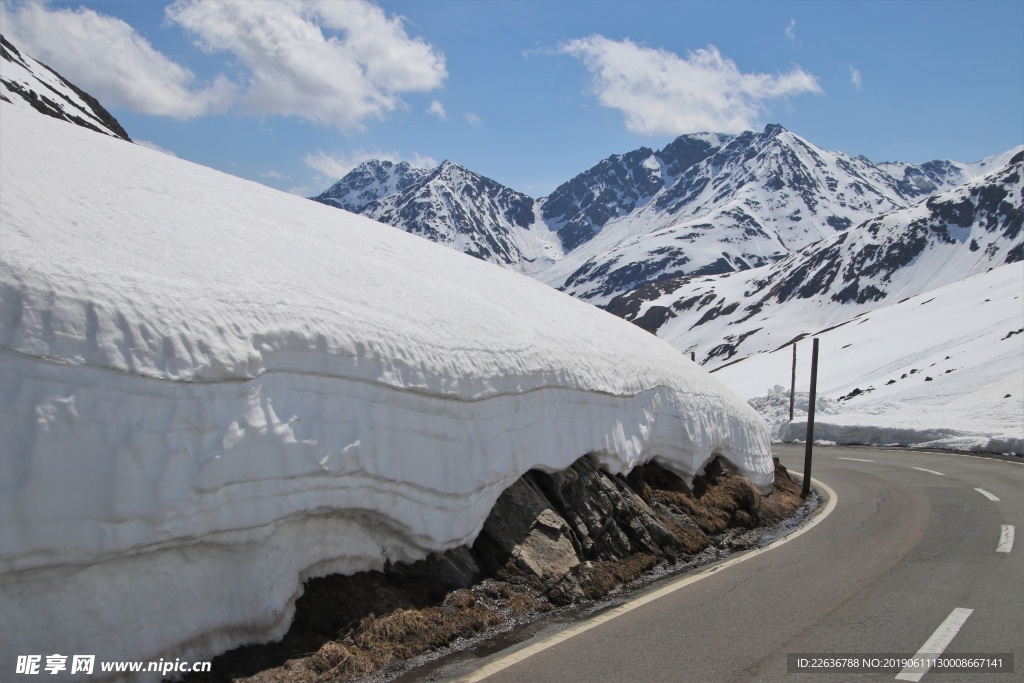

left=0, top=34, right=130, bottom=141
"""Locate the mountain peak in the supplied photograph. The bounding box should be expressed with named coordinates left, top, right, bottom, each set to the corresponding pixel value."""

left=312, top=158, right=431, bottom=212
left=1, top=34, right=131, bottom=141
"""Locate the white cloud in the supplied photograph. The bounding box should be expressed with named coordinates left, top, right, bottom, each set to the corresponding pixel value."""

left=558, top=36, right=823, bottom=135
left=849, top=66, right=863, bottom=91
left=427, top=100, right=447, bottom=118
left=303, top=149, right=437, bottom=180
left=465, top=112, right=482, bottom=126
left=166, top=0, right=447, bottom=130
left=785, top=19, right=797, bottom=44
left=0, top=1, right=233, bottom=119
left=260, top=170, right=288, bottom=180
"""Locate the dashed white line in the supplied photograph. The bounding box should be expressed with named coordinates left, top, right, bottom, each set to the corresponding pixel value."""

left=997, top=525, right=1015, bottom=553
left=910, top=466, right=945, bottom=476
left=837, top=457, right=875, bottom=462
left=895, top=607, right=974, bottom=682
left=974, top=488, right=1001, bottom=502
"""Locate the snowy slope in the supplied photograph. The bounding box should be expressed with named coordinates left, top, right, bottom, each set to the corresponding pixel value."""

left=715, top=264, right=1023, bottom=454
left=0, top=103, right=772, bottom=678
left=0, top=34, right=130, bottom=140
left=607, top=151, right=1024, bottom=368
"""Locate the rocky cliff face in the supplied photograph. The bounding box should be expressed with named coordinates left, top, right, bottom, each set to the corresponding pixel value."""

left=538, top=133, right=723, bottom=252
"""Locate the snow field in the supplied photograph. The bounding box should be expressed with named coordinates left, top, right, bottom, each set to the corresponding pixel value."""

left=0, top=104, right=773, bottom=678
left=714, top=263, right=1023, bottom=454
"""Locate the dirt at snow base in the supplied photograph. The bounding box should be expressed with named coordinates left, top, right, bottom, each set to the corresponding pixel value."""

left=181, top=457, right=807, bottom=683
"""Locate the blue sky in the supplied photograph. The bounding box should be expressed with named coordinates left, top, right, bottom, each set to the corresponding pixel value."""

left=3, top=0, right=1022, bottom=197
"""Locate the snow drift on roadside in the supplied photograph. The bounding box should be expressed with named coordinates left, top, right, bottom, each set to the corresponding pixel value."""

left=0, top=103, right=772, bottom=677
left=714, top=264, right=1023, bottom=454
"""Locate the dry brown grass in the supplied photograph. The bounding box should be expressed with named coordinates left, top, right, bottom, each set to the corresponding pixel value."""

left=236, top=592, right=507, bottom=683
left=574, top=553, right=659, bottom=600
left=631, top=457, right=802, bottom=539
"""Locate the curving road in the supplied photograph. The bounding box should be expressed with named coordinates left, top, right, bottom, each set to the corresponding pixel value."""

left=412, top=445, right=1023, bottom=682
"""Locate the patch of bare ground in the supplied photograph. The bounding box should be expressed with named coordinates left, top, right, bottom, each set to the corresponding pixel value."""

left=182, top=458, right=806, bottom=683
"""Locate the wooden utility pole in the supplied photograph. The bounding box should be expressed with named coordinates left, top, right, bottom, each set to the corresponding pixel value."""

left=801, top=338, right=819, bottom=499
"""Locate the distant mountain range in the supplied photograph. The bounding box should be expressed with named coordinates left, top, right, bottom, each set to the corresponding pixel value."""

left=313, top=124, right=1020, bottom=310
left=606, top=151, right=1023, bottom=366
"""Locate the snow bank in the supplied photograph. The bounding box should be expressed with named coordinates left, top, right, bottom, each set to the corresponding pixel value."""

left=715, top=264, right=1023, bottom=455
left=0, top=104, right=772, bottom=677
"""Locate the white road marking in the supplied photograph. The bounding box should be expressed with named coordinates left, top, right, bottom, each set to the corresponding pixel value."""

left=997, top=525, right=1014, bottom=553
left=974, top=488, right=1000, bottom=502
left=837, top=457, right=875, bottom=462
left=910, top=466, right=945, bottom=476
left=456, top=478, right=839, bottom=682
left=895, top=607, right=974, bottom=682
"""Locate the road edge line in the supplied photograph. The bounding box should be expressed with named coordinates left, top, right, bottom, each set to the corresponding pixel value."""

left=456, top=476, right=838, bottom=682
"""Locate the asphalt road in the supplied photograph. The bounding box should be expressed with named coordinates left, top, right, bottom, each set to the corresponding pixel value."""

left=412, top=445, right=1023, bottom=683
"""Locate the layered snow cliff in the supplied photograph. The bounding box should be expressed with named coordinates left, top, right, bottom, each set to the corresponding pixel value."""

left=0, top=103, right=772, bottom=677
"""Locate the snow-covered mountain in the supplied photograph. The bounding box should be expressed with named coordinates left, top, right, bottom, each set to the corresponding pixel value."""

left=315, top=123, right=1020, bottom=306
left=313, top=159, right=432, bottom=213
left=605, top=150, right=1023, bottom=367
left=315, top=159, right=562, bottom=273
left=539, top=126, right=1020, bottom=305
left=0, top=34, right=130, bottom=141
left=537, top=133, right=725, bottom=251
left=1, top=99, right=772, bottom=679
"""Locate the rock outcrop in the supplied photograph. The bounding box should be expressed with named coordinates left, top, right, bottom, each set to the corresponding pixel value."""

left=187, top=456, right=805, bottom=683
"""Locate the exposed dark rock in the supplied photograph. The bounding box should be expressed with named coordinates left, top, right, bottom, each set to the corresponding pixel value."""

left=1, top=34, right=131, bottom=141
left=475, top=476, right=581, bottom=582
left=188, top=458, right=805, bottom=683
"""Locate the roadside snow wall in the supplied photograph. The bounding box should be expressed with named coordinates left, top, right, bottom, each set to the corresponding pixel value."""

left=0, top=105, right=772, bottom=679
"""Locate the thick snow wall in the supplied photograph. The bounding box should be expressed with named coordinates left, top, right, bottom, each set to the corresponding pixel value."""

left=0, top=104, right=772, bottom=678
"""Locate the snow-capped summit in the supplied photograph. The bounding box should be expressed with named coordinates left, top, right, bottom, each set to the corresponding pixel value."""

left=0, top=34, right=130, bottom=141
left=312, top=159, right=433, bottom=213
